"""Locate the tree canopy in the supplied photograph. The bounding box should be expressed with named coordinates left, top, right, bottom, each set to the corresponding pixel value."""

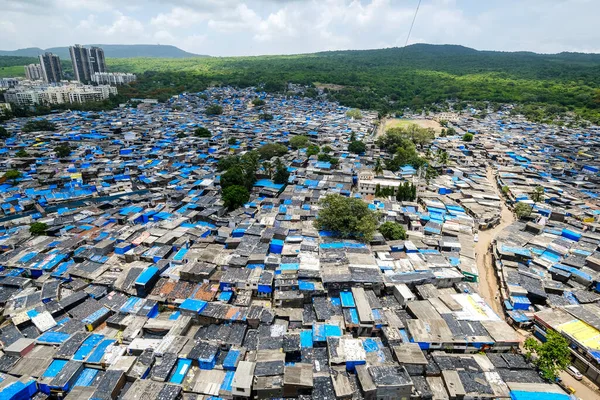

left=0, top=126, right=10, bottom=139
left=252, top=98, right=265, bottom=106
left=15, top=149, right=29, bottom=157
left=348, top=140, right=366, bottom=154
left=3, top=170, right=21, bottom=182
left=273, top=158, right=289, bottom=184
left=314, top=194, right=379, bottom=242
left=531, top=186, right=545, bottom=203
left=514, top=202, right=533, bottom=219
left=23, top=119, right=56, bottom=133
left=306, top=144, right=320, bottom=157
left=290, top=135, right=310, bottom=149
left=205, top=104, right=223, bottom=115
left=194, top=127, right=211, bottom=138
left=10, top=44, right=596, bottom=125
left=379, top=222, right=407, bottom=240
left=54, top=144, right=71, bottom=158
left=257, top=143, right=288, bottom=160
left=396, top=182, right=417, bottom=202
left=346, top=108, right=363, bottom=119
left=524, top=331, right=571, bottom=381
left=219, top=150, right=260, bottom=191
left=222, top=185, right=250, bottom=211
left=29, top=222, right=48, bottom=236
left=463, top=133, right=474, bottom=142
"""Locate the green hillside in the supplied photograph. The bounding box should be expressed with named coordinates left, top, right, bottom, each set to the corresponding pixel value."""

left=2, top=44, right=600, bottom=123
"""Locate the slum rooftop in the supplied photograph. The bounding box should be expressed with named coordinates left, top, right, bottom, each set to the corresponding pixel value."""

left=433, top=109, right=600, bottom=388
left=0, top=88, right=579, bottom=399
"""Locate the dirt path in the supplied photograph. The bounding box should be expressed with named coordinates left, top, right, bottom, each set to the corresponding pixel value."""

left=474, top=165, right=516, bottom=318
left=375, top=117, right=388, bottom=138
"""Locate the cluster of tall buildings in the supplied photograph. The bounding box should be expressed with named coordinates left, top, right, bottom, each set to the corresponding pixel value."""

left=37, top=52, right=63, bottom=83
left=69, top=44, right=107, bottom=83
left=24, top=45, right=107, bottom=84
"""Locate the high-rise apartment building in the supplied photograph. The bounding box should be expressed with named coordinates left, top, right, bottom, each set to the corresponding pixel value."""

left=70, top=45, right=107, bottom=83
left=70, top=44, right=92, bottom=83
left=25, top=64, right=43, bottom=80
left=39, top=53, right=63, bottom=83
left=89, top=47, right=107, bottom=74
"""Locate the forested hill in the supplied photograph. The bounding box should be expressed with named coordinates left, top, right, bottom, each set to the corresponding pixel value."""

left=2, top=44, right=600, bottom=124
left=0, top=44, right=205, bottom=59
left=312, top=44, right=600, bottom=83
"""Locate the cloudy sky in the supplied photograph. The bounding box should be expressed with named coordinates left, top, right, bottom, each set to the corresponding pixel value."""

left=1, top=0, right=599, bottom=56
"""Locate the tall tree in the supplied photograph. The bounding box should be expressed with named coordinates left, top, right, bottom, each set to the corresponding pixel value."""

left=531, top=186, right=545, bottom=203
left=524, top=331, right=571, bottom=381
left=374, top=159, right=384, bottom=176
left=314, top=194, right=379, bottom=242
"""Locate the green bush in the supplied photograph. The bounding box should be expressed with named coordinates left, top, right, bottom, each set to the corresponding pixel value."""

left=273, top=158, right=289, bottom=184
left=54, top=144, right=71, bottom=158
left=30, top=222, right=48, bottom=236
left=194, top=127, right=211, bottom=138
left=23, top=119, right=56, bottom=133
left=258, top=143, right=288, bottom=160
left=0, top=126, right=10, bottom=139
left=290, top=135, right=310, bottom=150
left=348, top=140, right=366, bottom=154
left=306, top=144, right=320, bottom=157
left=205, top=104, right=223, bottom=115
left=379, top=222, right=407, bottom=240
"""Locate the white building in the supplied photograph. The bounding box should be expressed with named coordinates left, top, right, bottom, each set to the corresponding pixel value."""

left=91, top=72, right=136, bottom=85
left=24, top=64, right=43, bottom=81
left=4, top=83, right=117, bottom=107
left=0, top=78, right=19, bottom=88
left=357, top=168, right=404, bottom=197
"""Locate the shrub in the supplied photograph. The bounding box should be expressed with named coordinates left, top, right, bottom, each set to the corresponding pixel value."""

left=379, top=222, right=407, bottom=240
left=30, top=222, right=48, bottom=236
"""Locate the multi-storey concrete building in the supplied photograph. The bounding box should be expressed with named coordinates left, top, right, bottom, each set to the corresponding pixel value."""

left=4, top=83, right=117, bottom=106
left=89, top=46, right=107, bottom=74
left=24, top=64, right=43, bottom=81
left=91, top=72, right=136, bottom=85
left=39, top=52, right=63, bottom=83
left=70, top=45, right=107, bottom=83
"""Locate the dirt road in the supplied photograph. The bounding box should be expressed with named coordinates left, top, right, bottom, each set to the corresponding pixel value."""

left=474, top=165, right=516, bottom=318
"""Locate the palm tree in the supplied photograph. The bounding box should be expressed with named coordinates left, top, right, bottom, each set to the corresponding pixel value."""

left=438, top=150, right=449, bottom=169
left=374, top=158, right=384, bottom=176
left=262, top=161, right=273, bottom=178
left=531, top=186, right=544, bottom=204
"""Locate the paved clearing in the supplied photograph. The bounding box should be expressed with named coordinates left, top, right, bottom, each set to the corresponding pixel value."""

left=560, top=371, right=600, bottom=399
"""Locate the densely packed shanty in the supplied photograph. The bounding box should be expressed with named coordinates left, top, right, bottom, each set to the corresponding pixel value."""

left=0, top=89, right=595, bottom=399
left=435, top=110, right=600, bottom=388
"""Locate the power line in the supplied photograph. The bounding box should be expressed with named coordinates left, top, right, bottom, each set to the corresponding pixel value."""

left=405, top=0, right=422, bottom=48
left=400, top=0, right=422, bottom=58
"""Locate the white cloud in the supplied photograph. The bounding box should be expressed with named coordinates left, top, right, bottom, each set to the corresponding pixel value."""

left=0, top=0, right=599, bottom=56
